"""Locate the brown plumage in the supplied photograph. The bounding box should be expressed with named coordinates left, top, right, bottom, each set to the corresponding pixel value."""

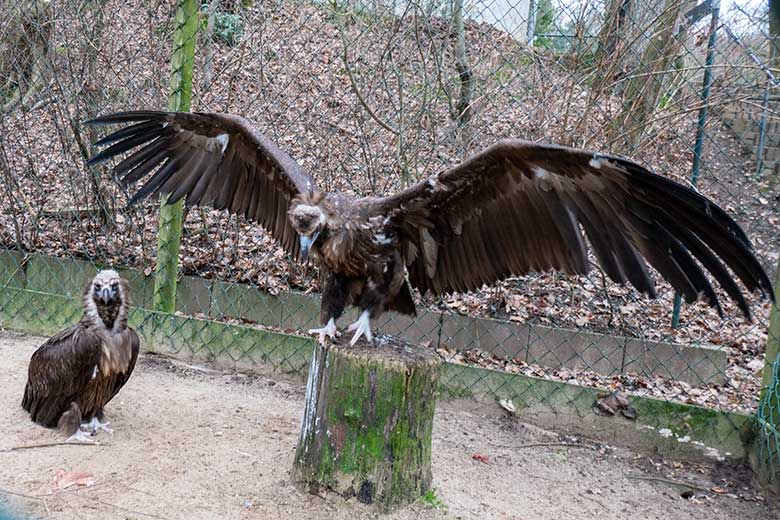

left=85, top=111, right=775, bottom=346
left=22, top=270, right=139, bottom=441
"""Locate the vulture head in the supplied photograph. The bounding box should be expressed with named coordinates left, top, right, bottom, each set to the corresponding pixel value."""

left=84, top=270, right=130, bottom=331
left=289, top=192, right=328, bottom=260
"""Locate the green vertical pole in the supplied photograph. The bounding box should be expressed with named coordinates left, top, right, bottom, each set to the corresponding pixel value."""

left=153, top=0, right=199, bottom=313
left=671, top=1, right=719, bottom=328
left=752, top=0, right=780, bottom=491
left=762, top=257, right=780, bottom=396
left=763, top=1, right=780, bottom=397
left=755, top=256, right=780, bottom=489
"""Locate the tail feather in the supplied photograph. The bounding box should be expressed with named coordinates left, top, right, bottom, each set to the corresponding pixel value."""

left=386, top=281, right=417, bottom=316
left=21, top=383, right=33, bottom=413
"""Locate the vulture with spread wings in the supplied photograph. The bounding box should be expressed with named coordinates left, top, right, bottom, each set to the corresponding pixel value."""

left=86, top=111, right=774, bottom=346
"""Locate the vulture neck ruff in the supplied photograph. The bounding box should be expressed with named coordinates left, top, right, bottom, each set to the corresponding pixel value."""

left=83, top=271, right=128, bottom=335
left=291, top=203, right=327, bottom=230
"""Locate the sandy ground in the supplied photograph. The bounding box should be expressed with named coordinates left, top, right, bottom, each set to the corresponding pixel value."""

left=0, top=331, right=777, bottom=520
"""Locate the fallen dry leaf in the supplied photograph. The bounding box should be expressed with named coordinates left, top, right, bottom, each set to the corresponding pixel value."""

left=595, top=391, right=637, bottom=420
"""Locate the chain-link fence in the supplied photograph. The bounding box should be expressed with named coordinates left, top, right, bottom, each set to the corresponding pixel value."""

left=1, top=0, right=779, bottom=487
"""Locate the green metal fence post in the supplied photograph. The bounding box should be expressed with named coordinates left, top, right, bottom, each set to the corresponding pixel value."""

left=153, top=0, right=199, bottom=313
left=671, top=1, right=719, bottom=329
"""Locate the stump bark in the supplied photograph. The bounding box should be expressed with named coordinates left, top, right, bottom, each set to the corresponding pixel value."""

left=292, top=334, right=441, bottom=511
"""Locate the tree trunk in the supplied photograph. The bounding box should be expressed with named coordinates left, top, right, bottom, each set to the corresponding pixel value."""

left=761, top=245, right=780, bottom=397
left=753, top=255, right=780, bottom=489
left=608, top=0, right=697, bottom=150
left=452, top=0, right=473, bottom=127
left=1, top=0, right=52, bottom=113
left=769, top=0, right=780, bottom=190
left=771, top=0, right=780, bottom=62
left=71, top=0, right=113, bottom=225
left=293, top=335, right=441, bottom=511
left=153, top=0, right=199, bottom=313
left=202, top=0, right=221, bottom=91
left=595, top=0, right=631, bottom=61
left=750, top=1, right=780, bottom=492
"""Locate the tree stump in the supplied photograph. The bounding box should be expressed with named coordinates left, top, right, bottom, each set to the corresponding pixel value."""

left=292, top=334, right=441, bottom=511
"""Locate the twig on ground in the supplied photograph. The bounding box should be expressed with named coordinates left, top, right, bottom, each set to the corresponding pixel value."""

left=86, top=497, right=170, bottom=520
left=629, top=475, right=714, bottom=493
left=0, top=441, right=105, bottom=453
left=491, top=442, right=595, bottom=450
left=580, top=492, right=611, bottom=511
left=0, top=487, right=46, bottom=501
left=0, top=482, right=103, bottom=500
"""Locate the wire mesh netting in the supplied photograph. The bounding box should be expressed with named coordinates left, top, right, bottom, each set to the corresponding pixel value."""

left=757, top=348, right=780, bottom=488
left=1, top=0, right=779, bottom=483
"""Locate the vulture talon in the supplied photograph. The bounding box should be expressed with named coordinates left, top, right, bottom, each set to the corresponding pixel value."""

left=67, top=430, right=96, bottom=444
left=87, top=417, right=113, bottom=434
left=348, top=311, right=373, bottom=346
left=308, top=318, right=338, bottom=345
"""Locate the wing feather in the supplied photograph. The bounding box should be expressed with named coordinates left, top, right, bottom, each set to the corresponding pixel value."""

left=374, top=140, right=773, bottom=319
left=22, top=326, right=101, bottom=427
left=118, top=139, right=172, bottom=185
left=108, top=329, right=140, bottom=403
left=86, top=111, right=316, bottom=260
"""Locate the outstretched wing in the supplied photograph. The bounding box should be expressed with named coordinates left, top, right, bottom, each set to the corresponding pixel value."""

left=22, top=326, right=101, bottom=427
left=375, top=140, right=774, bottom=319
left=85, top=111, right=316, bottom=259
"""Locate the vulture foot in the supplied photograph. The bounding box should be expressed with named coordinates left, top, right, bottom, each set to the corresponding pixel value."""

left=308, top=318, right=339, bottom=345
left=66, top=430, right=96, bottom=444
left=347, top=310, right=373, bottom=346
left=86, top=417, right=113, bottom=434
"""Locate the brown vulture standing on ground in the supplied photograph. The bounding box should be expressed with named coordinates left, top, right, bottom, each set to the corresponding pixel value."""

left=22, top=270, right=139, bottom=442
left=85, top=111, right=775, bottom=346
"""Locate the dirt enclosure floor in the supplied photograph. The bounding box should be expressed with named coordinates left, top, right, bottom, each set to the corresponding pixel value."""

left=0, top=331, right=778, bottom=520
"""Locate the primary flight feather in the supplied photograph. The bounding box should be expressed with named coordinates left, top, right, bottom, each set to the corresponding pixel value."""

left=86, top=111, right=775, bottom=346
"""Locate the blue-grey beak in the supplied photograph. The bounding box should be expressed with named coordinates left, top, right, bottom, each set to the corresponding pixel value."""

left=299, top=231, right=320, bottom=260
left=96, top=286, right=115, bottom=304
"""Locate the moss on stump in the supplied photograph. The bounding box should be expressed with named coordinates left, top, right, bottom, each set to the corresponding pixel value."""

left=292, top=334, right=441, bottom=511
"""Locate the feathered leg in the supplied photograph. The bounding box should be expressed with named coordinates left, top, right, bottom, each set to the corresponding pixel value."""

left=348, top=278, right=385, bottom=346
left=58, top=402, right=94, bottom=443
left=57, top=402, right=81, bottom=437
left=309, top=274, right=349, bottom=345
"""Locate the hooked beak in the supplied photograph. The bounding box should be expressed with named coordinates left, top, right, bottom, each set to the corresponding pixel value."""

left=299, top=231, right=320, bottom=260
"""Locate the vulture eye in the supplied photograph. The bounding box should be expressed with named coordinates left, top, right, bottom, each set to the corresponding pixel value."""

left=94, top=283, right=101, bottom=290
left=111, top=282, right=118, bottom=290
